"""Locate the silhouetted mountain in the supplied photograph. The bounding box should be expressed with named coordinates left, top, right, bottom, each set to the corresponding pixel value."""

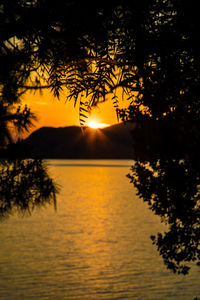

left=21, top=123, right=136, bottom=159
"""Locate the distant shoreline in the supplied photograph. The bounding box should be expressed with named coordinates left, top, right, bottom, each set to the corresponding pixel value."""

left=19, top=123, right=135, bottom=160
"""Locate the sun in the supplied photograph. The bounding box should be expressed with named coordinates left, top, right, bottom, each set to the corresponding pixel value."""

left=88, top=121, right=100, bottom=129
left=87, top=120, right=110, bottom=129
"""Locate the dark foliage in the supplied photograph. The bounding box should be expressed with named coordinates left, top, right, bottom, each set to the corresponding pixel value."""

left=128, top=124, right=200, bottom=275
left=0, top=158, right=58, bottom=220
left=1, top=0, right=200, bottom=126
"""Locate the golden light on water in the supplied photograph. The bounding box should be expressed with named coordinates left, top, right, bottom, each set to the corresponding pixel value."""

left=1, top=160, right=195, bottom=298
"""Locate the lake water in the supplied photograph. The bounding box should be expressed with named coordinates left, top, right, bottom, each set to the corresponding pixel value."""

left=0, top=159, right=200, bottom=299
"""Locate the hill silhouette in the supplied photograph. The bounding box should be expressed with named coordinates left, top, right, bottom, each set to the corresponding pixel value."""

left=22, top=123, right=136, bottom=159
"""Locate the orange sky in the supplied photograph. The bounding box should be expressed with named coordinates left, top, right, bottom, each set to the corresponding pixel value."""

left=22, top=89, right=120, bottom=136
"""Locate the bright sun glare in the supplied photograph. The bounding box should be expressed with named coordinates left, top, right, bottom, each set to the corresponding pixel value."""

left=87, top=120, right=109, bottom=129
left=88, top=121, right=100, bottom=129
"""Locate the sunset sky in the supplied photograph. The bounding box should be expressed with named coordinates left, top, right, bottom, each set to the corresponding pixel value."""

left=22, top=89, right=123, bottom=135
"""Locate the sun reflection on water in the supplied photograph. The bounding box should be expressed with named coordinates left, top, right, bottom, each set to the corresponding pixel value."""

left=0, top=160, right=198, bottom=299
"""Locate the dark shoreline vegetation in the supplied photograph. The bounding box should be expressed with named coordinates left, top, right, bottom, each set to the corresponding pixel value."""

left=3, top=123, right=136, bottom=159
left=0, top=158, right=58, bottom=221
left=1, top=1, right=200, bottom=299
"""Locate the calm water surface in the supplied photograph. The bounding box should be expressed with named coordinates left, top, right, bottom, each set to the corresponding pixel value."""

left=0, top=159, right=200, bottom=299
